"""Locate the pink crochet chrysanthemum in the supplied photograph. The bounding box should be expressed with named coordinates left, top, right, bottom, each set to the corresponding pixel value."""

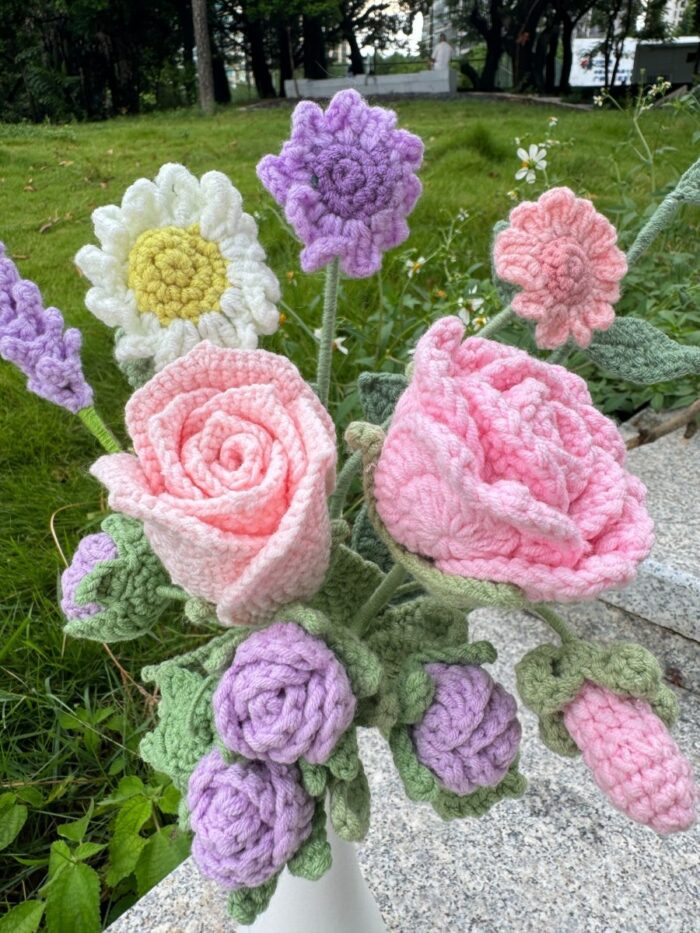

left=564, top=682, right=697, bottom=834
left=493, top=187, right=627, bottom=349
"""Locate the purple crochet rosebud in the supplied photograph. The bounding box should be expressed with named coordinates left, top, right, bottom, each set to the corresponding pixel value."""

left=412, top=664, right=522, bottom=796
left=60, top=532, right=118, bottom=620
left=214, top=621, right=356, bottom=765
left=188, top=748, right=315, bottom=890
left=0, top=243, right=93, bottom=413
left=257, top=89, right=423, bottom=279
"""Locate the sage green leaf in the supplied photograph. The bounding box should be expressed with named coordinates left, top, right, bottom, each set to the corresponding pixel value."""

left=298, top=758, right=327, bottom=798
left=326, top=727, right=360, bottom=782
left=0, top=900, right=45, bottom=933
left=287, top=799, right=332, bottom=880
left=329, top=764, right=370, bottom=842
left=351, top=505, right=393, bottom=573
left=228, top=876, right=278, bottom=925
left=63, top=514, right=171, bottom=643
left=357, top=371, right=409, bottom=424
left=139, top=666, right=217, bottom=793
left=134, top=826, right=190, bottom=897
left=45, top=862, right=101, bottom=933
left=345, top=422, right=525, bottom=612
left=0, top=795, right=27, bottom=851
left=309, top=532, right=385, bottom=629
left=586, top=316, right=700, bottom=384
left=676, top=153, right=700, bottom=204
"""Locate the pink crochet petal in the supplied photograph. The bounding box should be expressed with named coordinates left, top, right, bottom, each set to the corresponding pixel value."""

left=91, top=342, right=336, bottom=626
left=563, top=682, right=697, bottom=834
left=375, top=317, right=654, bottom=603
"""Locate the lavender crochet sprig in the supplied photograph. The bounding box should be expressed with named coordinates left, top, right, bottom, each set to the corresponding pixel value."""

left=0, top=244, right=120, bottom=452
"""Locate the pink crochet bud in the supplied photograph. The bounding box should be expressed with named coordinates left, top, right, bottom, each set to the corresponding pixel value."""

left=563, top=681, right=697, bottom=834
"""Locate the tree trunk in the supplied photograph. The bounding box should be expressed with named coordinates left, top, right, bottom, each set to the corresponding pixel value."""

left=303, top=14, right=327, bottom=80
left=192, top=0, right=214, bottom=114
left=470, top=0, right=503, bottom=91
left=559, top=15, right=574, bottom=93
left=544, top=23, right=559, bottom=93
left=278, top=23, right=294, bottom=96
left=212, top=52, right=231, bottom=103
left=246, top=17, right=276, bottom=98
left=340, top=6, right=364, bottom=75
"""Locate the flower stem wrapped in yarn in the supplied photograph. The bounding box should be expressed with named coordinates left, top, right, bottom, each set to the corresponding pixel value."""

left=257, top=89, right=423, bottom=278
left=412, top=664, right=521, bottom=795
left=188, top=749, right=315, bottom=889
left=214, top=621, right=356, bottom=765
left=61, top=514, right=171, bottom=642
left=563, top=681, right=697, bottom=834
left=0, top=243, right=93, bottom=413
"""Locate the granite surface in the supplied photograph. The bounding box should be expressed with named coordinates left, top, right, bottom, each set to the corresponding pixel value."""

left=605, top=430, right=700, bottom=641
left=108, top=605, right=700, bottom=933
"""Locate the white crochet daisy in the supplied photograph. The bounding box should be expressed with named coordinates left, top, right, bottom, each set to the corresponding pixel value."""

left=75, top=163, right=280, bottom=373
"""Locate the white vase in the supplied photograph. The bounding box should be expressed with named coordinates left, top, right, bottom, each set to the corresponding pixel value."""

left=243, top=823, right=387, bottom=933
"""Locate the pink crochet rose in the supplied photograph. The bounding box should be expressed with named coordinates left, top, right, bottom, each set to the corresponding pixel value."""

left=91, top=341, right=337, bottom=626
left=493, top=187, right=627, bottom=349
left=374, top=317, right=653, bottom=603
left=564, top=682, right=697, bottom=834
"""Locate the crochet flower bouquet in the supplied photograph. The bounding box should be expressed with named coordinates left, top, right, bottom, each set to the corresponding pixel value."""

left=3, top=90, right=699, bottom=925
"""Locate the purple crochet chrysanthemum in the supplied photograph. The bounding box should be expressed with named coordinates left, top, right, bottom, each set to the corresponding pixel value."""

left=188, top=748, right=315, bottom=890
left=0, top=242, right=93, bottom=413
left=214, top=621, right=356, bottom=765
left=257, top=89, right=423, bottom=278
left=60, top=532, right=117, bottom=620
left=412, top=663, right=522, bottom=796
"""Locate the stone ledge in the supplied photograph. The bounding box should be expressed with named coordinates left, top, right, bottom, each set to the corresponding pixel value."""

left=284, top=70, right=458, bottom=99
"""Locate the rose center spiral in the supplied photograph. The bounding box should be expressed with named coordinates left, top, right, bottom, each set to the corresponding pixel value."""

left=314, top=144, right=393, bottom=220
left=540, top=239, right=590, bottom=303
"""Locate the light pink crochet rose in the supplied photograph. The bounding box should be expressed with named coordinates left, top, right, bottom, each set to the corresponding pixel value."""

left=374, top=317, right=653, bottom=603
left=91, top=341, right=337, bottom=626
left=493, top=187, right=627, bottom=349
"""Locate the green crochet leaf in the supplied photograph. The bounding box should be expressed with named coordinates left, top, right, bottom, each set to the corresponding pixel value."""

left=298, top=759, right=328, bottom=798
left=329, top=763, right=371, bottom=842
left=586, top=316, right=700, bottom=384
left=139, top=666, right=217, bottom=793
left=389, top=726, right=526, bottom=821
left=309, top=520, right=386, bottom=628
left=228, top=876, right=278, bottom=925
left=345, top=422, right=525, bottom=612
left=287, top=799, right=332, bottom=881
left=326, top=727, right=360, bottom=782
left=357, top=371, right=409, bottom=424
left=351, top=505, right=394, bottom=573
left=63, top=514, right=171, bottom=642
left=515, top=638, right=679, bottom=756
left=676, top=153, right=700, bottom=204
left=277, top=604, right=382, bottom=701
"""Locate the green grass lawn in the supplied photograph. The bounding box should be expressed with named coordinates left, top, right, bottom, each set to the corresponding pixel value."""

left=0, top=97, right=698, bottom=925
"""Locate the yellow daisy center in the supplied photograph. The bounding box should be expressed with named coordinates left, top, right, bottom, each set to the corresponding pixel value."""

left=127, top=224, right=229, bottom=325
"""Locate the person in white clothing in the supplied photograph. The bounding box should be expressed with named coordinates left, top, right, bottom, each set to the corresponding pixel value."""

left=431, top=33, right=454, bottom=70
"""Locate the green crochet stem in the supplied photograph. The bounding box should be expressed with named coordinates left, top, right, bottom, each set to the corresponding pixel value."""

left=78, top=406, right=121, bottom=453
left=529, top=604, right=578, bottom=644
left=548, top=344, right=570, bottom=365
left=478, top=307, right=513, bottom=339
left=316, top=257, right=340, bottom=409
left=352, top=562, right=407, bottom=637
left=626, top=189, right=681, bottom=266
left=329, top=449, right=363, bottom=519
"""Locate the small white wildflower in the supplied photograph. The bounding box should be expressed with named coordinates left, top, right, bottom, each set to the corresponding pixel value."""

left=593, top=91, right=605, bottom=107
left=405, top=256, right=427, bottom=278
left=515, top=144, right=547, bottom=184
left=457, top=307, right=470, bottom=326
left=548, top=116, right=558, bottom=127
left=457, top=208, right=469, bottom=223
left=313, top=328, right=349, bottom=354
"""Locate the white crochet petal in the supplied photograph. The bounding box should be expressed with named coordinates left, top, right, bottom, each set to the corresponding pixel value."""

left=114, top=328, right=160, bottom=363
left=154, top=163, right=202, bottom=227
left=151, top=318, right=201, bottom=371
left=199, top=172, right=243, bottom=241
left=84, top=286, right=138, bottom=329
left=196, top=309, right=256, bottom=349
left=75, top=245, right=124, bottom=286
left=120, top=178, right=167, bottom=236
left=92, top=205, right=132, bottom=260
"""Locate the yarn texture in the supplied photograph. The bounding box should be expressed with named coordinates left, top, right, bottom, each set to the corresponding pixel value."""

left=585, top=315, right=700, bottom=383
left=257, top=89, right=423, bottom=278
left=493, top=187, right=627, bottom=349
left=60, top=532, right=118, bottom=619
left=75, top=163, right=280, bottom=373
left=188, top=749, right=315, bottom=889
left=0, top=243, right=93, bottom=412
left=412, top=663, right=522, bottom=795
left=563, top=681, right=697, bottom=834
left=373, top=317, right=654, bottom=603
left=214, top=621, right=356, bottom=765
left=90, top=341, right=337, bottom=626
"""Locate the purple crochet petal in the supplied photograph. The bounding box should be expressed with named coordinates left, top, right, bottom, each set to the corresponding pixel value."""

left=61, top=532, right=118, bottom=620
left=257, top=89, right=423, bottom=279
left=0, top=244, right=93, bottom=412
